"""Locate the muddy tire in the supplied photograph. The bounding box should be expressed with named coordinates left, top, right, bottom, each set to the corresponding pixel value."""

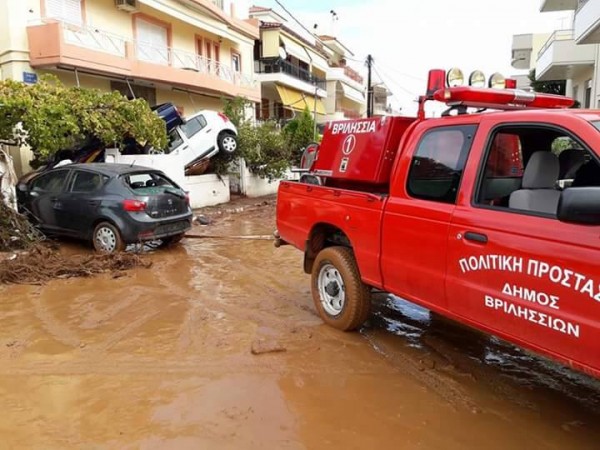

left=159, top=233, right=185, bottom=247
left=217, top=131, right=238, bottom=154
left=311, top=246, right=371, bottom=331
left=92, top=222, right=125, bottom=254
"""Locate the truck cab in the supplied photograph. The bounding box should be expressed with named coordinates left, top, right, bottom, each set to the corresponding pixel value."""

left=275, top=69, right=600, bottom=379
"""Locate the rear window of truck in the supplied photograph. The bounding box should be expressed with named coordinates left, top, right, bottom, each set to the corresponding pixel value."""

left=407, top=125, right=477, bottom=204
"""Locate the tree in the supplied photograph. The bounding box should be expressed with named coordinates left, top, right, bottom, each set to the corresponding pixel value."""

left=528, top=69, right=566, bottom=96
left=0, top=75, right=167, bottom=161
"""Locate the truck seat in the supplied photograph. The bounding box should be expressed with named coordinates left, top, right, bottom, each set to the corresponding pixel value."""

left=509, top=151, right=560, bottom=215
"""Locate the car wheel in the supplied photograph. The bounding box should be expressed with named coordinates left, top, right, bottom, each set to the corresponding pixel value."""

left=218, top=132, right=238, bottom=153
left=311, top=246, right=371, bottom=331
left=159, top=233, right=185, bottom=247
left=92, top=222, right=125, bottom=254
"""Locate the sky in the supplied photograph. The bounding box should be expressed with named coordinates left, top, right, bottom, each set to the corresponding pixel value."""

left=240, top=0, right=572, bottom=115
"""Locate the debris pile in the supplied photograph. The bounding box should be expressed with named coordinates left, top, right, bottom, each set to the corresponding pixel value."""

left=0, top=245, right=151, bottom=285
left=0, top=202, right=43, bottom=252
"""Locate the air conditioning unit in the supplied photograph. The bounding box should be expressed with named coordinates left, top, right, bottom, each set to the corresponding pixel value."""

left=115, top=0, right=138, bottom=13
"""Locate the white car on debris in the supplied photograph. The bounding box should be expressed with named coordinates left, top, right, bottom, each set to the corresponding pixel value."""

left=150, top=105, right=238, bottom=169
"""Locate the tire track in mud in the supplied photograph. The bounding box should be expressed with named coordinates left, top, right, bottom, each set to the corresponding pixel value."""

left=30, top=295, right=82, bottom=349
left=361, top=329, right=480, bottom=412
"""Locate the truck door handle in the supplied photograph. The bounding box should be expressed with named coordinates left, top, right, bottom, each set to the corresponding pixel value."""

left=464, top=232, right=488, bottom=244
left=88, top=200, right=99, bottom=206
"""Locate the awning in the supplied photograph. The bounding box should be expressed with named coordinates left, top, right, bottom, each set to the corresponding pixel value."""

left=305, top=48, right=330, bottom=72
left=280, top=36, right=310, bottom=63
left=304, top=95, right=326, bottom=115
left=275, top=85, right=326, bottom=115
left=276, top=85, right=307, bottom=112
left=340, top=82, right=366, bottom=104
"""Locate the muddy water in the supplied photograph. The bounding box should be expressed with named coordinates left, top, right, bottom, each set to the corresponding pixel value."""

left=0, top=201, right=599, bottom=449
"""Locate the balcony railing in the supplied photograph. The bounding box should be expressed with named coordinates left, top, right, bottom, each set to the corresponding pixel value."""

left=337, top=108, right=362, bottom=119
left=63, top=24, right=127, bottom=57
left=257, top=58, right=326, bottom=89
left=47, top=20, right=255, bottom=89
left=137, top=41, right=255, bottom=87
left=343, top=67, right=364, bottom=84
left=538, top=29, right=574, bottom=58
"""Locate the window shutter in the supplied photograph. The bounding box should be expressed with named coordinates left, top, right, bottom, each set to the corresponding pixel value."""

left=45, top=0, right=82, bottom=25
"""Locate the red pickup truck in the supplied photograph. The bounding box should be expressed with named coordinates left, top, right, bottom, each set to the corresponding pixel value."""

left=275, top=70, right=600, bottom=379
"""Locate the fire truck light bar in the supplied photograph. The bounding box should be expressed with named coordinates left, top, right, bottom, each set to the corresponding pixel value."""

left=433, top=86, right=575, bottom=109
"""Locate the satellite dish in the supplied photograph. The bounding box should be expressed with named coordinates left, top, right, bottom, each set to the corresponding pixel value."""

left=278, top=46, right=287, bottom=60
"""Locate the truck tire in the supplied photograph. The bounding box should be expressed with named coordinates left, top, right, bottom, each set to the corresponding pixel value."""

left=311, top=246, right=371, bottom=331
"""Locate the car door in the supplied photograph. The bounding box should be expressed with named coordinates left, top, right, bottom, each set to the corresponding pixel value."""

left=380, top=123, right=478, bottom=311
left=177, top=114, right=213, bottom=163
left=27, top=169, right=71, bottom=232
left=57, top=169, right=108, bottom=238
left=446, top=119, right=600, bottom=374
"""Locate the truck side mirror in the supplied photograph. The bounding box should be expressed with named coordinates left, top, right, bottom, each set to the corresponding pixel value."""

left=557, top=187, right=600, bottom=225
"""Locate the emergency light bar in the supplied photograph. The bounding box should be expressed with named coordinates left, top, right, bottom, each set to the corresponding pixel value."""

left=434, top=86, right=575, bottom=109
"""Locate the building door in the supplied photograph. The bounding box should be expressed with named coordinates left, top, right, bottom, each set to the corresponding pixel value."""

left=136, top=18, right=169, bottom=65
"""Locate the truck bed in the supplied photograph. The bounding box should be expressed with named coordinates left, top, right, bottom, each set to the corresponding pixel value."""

left=276, top=181, right=388, bottom=288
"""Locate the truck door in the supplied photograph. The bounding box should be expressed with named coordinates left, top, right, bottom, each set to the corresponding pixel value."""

left=381, top=123, right=478, bottom=310
left=446, top=120, right=600, bottom=374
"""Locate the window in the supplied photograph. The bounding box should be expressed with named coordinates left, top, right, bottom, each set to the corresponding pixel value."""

left=110, top=81, right=156, bottom=105
left=407, top=125, right=476, bottom=204
left=46, top=0, right=82, bottom=25
left=32, top=171, right=68, bottom=193
left=124, top=172, right=176, bottom=190
left=180, top=115, right=207, bottom=138
left=166, top=129, right=184, bottom=153
left=70, top=171, right=106, bottom=192
left=135, top=18, right=169, bottom=65
left=476, top=125, right=597, bottom=215
left=232, top=52, right=241, bottom=73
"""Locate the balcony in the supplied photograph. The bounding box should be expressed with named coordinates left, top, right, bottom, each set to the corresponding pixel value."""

left=536, top=29, right=595, bottom=80
left=327, top=66, right=364, bottom=92
left=511, top=34, right=534, bottom=69
left=256, top=58, right=327, bottom=96
left=27, top=20, right=260, bottom=101
left=575, top=0, right=600, bottom=44
left=540, top=0, right=577, bottom=12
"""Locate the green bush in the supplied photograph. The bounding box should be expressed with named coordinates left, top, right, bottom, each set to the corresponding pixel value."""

left=218, top=96, right=293, bottom=180
left=283, top=107, right=316, bottom=166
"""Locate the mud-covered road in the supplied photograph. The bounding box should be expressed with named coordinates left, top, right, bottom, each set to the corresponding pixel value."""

left=1, top=197, right=599, bottom=449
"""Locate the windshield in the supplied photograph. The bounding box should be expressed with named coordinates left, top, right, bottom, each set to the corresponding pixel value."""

left=121, top=172, right=183, bottom=196
left=592, top=121, right=600, bottom=132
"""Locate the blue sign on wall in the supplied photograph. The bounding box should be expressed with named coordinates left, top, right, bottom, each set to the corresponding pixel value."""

left=22, top=72, right=38, bottom=84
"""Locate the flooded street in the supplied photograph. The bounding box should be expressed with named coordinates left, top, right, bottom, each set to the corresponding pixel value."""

left=1, top=197, right=599, bottom=449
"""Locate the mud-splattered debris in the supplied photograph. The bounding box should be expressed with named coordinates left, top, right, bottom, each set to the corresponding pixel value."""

left=251, top=340, right=287, bottom=355
left=194, top=215, right=212, bottom=225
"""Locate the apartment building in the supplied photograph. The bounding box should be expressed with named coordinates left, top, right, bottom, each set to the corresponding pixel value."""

left=0, top=0, right=260, bottom=174
left=249, top=5, right=365, bottom=124
left=512, top=0, right=600, bottom=108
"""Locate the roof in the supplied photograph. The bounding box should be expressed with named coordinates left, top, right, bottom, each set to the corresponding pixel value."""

left=318, top=35, right=355, bottom=57
left=259, top=22, right=330, bottom=60
left=57, top=163, right=157, bottom=175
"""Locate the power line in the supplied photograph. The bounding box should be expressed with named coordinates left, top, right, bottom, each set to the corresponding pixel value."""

left=372, top=63, right=419, bottom=99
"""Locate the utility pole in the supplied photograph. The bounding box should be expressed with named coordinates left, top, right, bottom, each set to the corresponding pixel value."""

left=366, top=54, right=373, bottom=118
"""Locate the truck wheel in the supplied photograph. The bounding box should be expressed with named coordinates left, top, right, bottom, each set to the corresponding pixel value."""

left=311, top=246, right=371, bottom=331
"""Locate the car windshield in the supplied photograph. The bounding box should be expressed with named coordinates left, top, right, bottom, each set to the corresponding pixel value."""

left=121, top=172, right=183, bottom=196
left=591, top=121, right=600, bottom=132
